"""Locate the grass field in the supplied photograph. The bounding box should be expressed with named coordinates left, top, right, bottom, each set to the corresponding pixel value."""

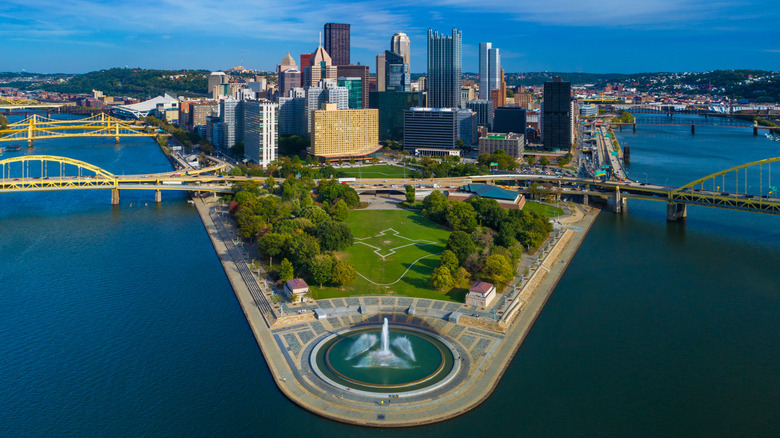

left=310, top=210, right=464, bottom=301
left=523, top=201, right=564, bottom=217
left=338, top=164, right=420, bottom=179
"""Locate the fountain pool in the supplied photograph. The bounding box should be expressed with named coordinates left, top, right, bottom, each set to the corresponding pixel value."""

left=310, top=320, right=460, bottom=395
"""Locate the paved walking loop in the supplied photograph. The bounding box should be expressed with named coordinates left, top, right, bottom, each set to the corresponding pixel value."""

left=194, top=195, right=600, bottom=427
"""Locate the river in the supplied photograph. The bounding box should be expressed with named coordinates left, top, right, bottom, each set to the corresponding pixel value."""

left=1, top=114, right=778, bottom=436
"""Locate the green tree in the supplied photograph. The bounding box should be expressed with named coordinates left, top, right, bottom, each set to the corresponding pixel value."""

left=285, top=233, right=320, bottom=267
left=0, top=114, right=9, bottom=130
left=431, top=266, right=455, bottom=291
left=301, top=205, right=330, bottom=226
left=539, top=156, right=550, bottom=168
left=265, top=176, right=276, bottom=189
left=235, top=207, right=264, bottom=239
left=329, top=199, right=350, bottom=221
left=481, top=254, right=513, bottom=286
left=526, top=155, right=536, bottom=166
left=316, top=220, right=354, bottom=251
left=422, top=190, right=449, bottom=224
left=230, top=141, right=245, bottom=158
left=309, top=254, right=335, bottom=287
left=258, top=233, right=287, bottom=266
left=332, top=260, right=357, bottom=288
left=446, top=230, right=476, bottom=264
left=439, top=250, right=459, bottom=273
left=228, top=166, right=244, bottom=176
left=496, top=222, right=518, bottom=247
left=279, top=258, right=294, bottom=282
left=445, top=202, right=478, bottom=232
left=454, top=266, right=471, bottom=288
left=405, top=184, right=416, bottom=205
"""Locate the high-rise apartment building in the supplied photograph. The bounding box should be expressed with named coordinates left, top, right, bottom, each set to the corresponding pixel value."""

left=390, top=32, right=411, bottom=71
left=427, top=28, right=462, bottom=109
left=478, top=43, right=500, bottom=100
left=220, top=98, right=243, bottom=149
left=324, top=23, right=350, bottom=66
left=385, top=51, right=410, bottom=92
left=311, top=104, right=379, bottom=160
left=243, top=100, right=278, bottom=167
left=305, top=80, right=349, bottom=134
left=278, top=88, right=306, bottom=137
left=336, top=64, right=369, bottom=108
left=376, top=53, right=386, bottom=92
left=542, top=76, right=572, bottom=150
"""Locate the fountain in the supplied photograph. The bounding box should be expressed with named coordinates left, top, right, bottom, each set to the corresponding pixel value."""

left=311, top=317, right=459, bottom=394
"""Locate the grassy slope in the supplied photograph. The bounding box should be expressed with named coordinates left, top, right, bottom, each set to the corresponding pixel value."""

left=338, top=165, right=418, bottom=179
left=523, top=201, right=564, bottom=217
left=311, top=210, right=463, bottom=301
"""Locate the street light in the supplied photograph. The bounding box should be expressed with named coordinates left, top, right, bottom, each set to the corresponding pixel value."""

left=643, top=172, right=648, bottom=184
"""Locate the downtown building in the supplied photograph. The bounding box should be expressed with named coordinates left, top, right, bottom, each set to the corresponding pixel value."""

left=304, top=46, right=338, bottom=88
left=467, top=99, right=493, bottom=131
left=479, top=43, right=501, bottom=101
left=427, top=28, right=462, bottom=109
left=324, top=23, right=350, bottom=66
left=305, top=80, right=349, bottom=135
left=336, top=64, right=369, bottom=108
left=220, top=98, right=243, bottom=149
left=369, top=91, right=420, bottom=142
left=310, top=103, right=380, bottom=161
left=542, top=76, right=573, bottom=150
left=478, top=133, right=525, bottom=158
left=278, top=88, right=307, bottom=137
left=494, top=106, right=527, bottom=139
left=384, top=51, right=411, bottom=92
left=243, top=100, right=278, bottom=167
left=404, top=107, right=473, bottom=156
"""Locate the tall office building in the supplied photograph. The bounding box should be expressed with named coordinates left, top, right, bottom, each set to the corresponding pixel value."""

left=220, top=98, right=243, bottom=149
left=369, top=91, right=420, bottom=141
left=376, top=53, right=386, bottom=92
left=311, top=104, right=379, bottom=160
left=494, top=106, right=527, bottom=141
left=338, top=77, right=363, bottom=109
left=542, top=76, right=572, bottom=150
left=208, top=72, right=228, bottom=99
left=467, top=100, right=493, bottom=130
left=243, top=100, right=278, bottom=167
left=479, top=43, right=501, bottom=100
left=300, top=53, right=313, bottom=70
left=404, top=107, right=473, bottom=155
left=385, top=51, right=410, bottom=92
left=324, top=23, right=350, bottom=66
left=490, top=68, right=507, bottom=111
left=279, top=69, right=301, bottom=98
left=277, top=52, right=297, bottom=75
left=427, top=28, right=462, bottom=109
left=336, top=64, right=369, bottom=108
left=390, top=32, right=411, bottom=71
left=305, top=80, right=349, bottom=134
left=304, top=46, right=338, bottom=88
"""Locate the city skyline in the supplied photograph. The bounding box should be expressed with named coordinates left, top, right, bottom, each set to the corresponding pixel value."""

left=1, top=0, right=779, bottom=73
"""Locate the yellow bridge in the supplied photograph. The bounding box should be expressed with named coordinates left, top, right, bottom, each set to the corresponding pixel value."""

left=0, top=114, right=157, bottom=146
left=0, top=155, right=233, bottom=204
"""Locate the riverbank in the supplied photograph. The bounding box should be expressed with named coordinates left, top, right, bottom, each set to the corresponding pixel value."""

left=193, top=194, right=601, bottom=427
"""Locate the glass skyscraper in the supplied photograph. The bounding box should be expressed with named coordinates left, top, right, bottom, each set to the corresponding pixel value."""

left=384, top=51, right=410, bottom=92
left=479, top=42, right=501, bottom=101
left=324, top=23, right=350, bottom=66
left=426, top=28, right=462, bottom=109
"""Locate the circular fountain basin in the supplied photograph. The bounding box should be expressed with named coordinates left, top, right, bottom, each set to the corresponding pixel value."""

left=310, top=325, right=459, bottom=396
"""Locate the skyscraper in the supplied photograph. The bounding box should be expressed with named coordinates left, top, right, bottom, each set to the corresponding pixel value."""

left=542, top=76, right=573, bottom=150
left=384, top=51, right=410, bottom=92
left=390, top=32, right=411, bottom=71
left=427, top=28, right=462, bottom=109
left=304, top=46, right=337, bottom=88
left=336, top=64, right=370, bottom=108
left=324, top=23, right=350, bottom=66
left=220, top=98, right=243, bottom=149
left=337, top=77, right=363, bottom=109
left=207, top=71, right=227, bottom=99
left=376, top=53, right=386, bottom=92
left=243, top=100, right=278, bottom=167
left=479, top=43, right=501, bottom=100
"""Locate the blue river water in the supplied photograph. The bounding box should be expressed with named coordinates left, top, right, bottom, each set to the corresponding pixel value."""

left=1, top=114, right=778, bottom=436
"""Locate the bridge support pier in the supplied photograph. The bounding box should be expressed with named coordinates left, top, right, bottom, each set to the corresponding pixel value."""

left=27, top=139, right=33, bottom=148
left=666, top=202, right=687, bottom=221
left=753, top=127, right=758, bottom=136
left=691, top=124, right=695, bottom=135
left=608, top=188, right=626, bottom=214
left=115, top=136, right=120, bottom=144
left=632, top=123, right=636, bottom=133
left=155, top=189, right=161, bottom=203
left=111, top=188, right=120, bottom=205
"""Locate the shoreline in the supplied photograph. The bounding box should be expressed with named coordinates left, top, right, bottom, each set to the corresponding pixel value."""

left=193, top=195, right=601, bottom=427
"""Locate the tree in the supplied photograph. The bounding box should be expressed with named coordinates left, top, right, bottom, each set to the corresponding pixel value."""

left=439, top=250, right=459, bottom=273
left=0, top=114, right=8, bottom=130
left=235, top=207, right=264, bottom=239
left=332, top=260, right=356, bottom=288
left=431, top=266, right=455, bottom=291
left=454, top=266, right=471, bottom=288
left=316, top=220, right=354, bottom=251
left=422, top=190, right=449, bottom=224
left=405, top=184, right=416, bottom=205
left=446, top=231, right=476, bottom=264
left=300, top=205, right=329, bottom=226
left=496, top=222, right=518, bottom=247
left=230, top=141, right=244, bottom=158
left=329, top=199, right=349, bottom=221
left=526, top=155, right=536, bottom=166
left=309, top=254, right=335, bottom=287
left=285, top=233, right=320, bottom=267
left=481, top=254, right=513, bottom=286
left=258, top=233, right=287, bottom=266
left=539, top=156, right=550, bottom=168
left=279, top=258, right=294, bottom=282
left=467, top=197, right=507, bottom=231
left=228, top=166, right=245, bottom=176
left=445, top=202, right=478, bottom=232
left=265, top=176, right=276, bottom=189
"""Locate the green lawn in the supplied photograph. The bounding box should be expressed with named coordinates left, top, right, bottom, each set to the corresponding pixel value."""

left=523, top=200, right=564, bottom=217
left=338, top=164, right=419, bottom=179
left=310, top=210, right=462, bottom=301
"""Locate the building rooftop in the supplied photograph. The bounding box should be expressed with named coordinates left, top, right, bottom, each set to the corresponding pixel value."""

left=469, top=281, right=494, bottom=294
left=286, top=278, right=309, bottom=290
left=459, top=183, right=520, bottom=202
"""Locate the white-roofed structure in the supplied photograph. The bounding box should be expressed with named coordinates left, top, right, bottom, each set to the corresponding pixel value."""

left=113, top=93, right=179, bottom=119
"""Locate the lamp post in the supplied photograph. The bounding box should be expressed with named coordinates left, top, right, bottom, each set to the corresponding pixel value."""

left=643, top=172, right=648, bottom=184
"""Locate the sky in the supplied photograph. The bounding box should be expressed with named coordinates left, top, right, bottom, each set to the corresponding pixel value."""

left=1, top=0, right=779, bottom=74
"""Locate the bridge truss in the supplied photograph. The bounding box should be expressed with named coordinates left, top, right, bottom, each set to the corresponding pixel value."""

left=0, top=114, right=157, bottom=144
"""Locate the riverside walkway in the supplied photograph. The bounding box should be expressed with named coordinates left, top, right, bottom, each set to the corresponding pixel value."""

left=194, top=195, right=600, bottom=427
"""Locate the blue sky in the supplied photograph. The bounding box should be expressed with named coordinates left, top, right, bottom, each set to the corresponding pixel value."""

left=1, top=0, right=778, bottom=74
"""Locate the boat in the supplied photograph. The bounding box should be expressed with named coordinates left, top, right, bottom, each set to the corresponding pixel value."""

left=5, top=144, right=21, bottom=152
